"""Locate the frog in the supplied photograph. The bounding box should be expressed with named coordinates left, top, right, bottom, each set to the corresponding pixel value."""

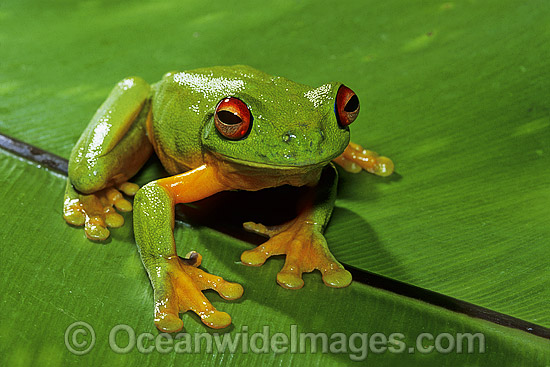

left=63, top=65, right=393, bottom=333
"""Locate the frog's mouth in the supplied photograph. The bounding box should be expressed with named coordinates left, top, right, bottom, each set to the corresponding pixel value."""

left=222, top=156, right=331, bottom=170
left=213, top=151, right=338, bottom=171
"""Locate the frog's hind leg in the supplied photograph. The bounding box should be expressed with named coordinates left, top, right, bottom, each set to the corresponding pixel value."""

left=63, top=77, right=154, bottom=240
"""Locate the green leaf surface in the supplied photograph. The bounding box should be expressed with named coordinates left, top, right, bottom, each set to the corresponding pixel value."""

left=1, top=0, right=549, bottom=365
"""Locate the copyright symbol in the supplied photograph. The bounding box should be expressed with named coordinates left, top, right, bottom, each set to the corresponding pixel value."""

left=64, top=321, right=95, bottom=355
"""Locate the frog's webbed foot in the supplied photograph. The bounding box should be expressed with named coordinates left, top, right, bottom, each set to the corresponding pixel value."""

left=63, top=181, right=139, bottom=240
left=241, top=219, right=352, bottom=290
left=152, top=253, right=244, bottom=333
left=333, top=141, right=394, bottom=176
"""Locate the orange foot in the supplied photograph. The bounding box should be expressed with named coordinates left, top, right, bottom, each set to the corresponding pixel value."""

left=153, top=252, right=244, bottom=333
left=241, top=219, right=352, bottom=290
left=63, top=181, right=139, bottom=240
left=333, top=142, right=394, bottom=176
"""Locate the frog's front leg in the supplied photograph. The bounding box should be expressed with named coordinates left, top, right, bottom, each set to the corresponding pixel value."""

left=241, top=164, right=352, bottom=289
left=134, top=165, right=243, bottom=332
left=63, top=77, right=153, bottom=240
left=333, top=141, right=394, bottom=176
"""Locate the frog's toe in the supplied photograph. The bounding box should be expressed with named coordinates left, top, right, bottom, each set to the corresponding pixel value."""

left=63, top=195, right=86, bottom=226
left=104, top=211, right=124, bottom=228
left=200, top=310, right=232, bottom=329
left=373, top=156, right=394, bottom=177
left=155, top=312, right=184, bottom=333
left=180, top=251, right=202, bottom=267
left=117, top=182, right=140, bottom=196
left=241, top=246, right=270, bottom=266
left=216, top=281, right=244, bottom=301
left=276, top=246, right=308, bottom=289
left=187, top=292, right=233, bottom=329
left=332, top=155, right=363, bottom=173
left=105, top=188, right=133, bottom=212
left=114, top=197, right=132, bottom=212
left=243, top=221, right=284, bottom=237
left=240, top=240, right=285, bottom=266
left=184, top=265, right=244, bottom=300
left=84, top=217, right=110, bottom=241
left=277, top=266, right=305, bottom=290
left=63, top=208, right=85, bottom=226
left=241, top=230, right=291, bottom=266
left=321, top=267, right=352, bottom=288
left=153, top=284, right=184, bottom=333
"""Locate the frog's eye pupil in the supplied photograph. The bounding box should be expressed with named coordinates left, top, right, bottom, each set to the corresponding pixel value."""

left=335, top=85, right=360, bottom=127
left=344, top=95, right=359, bottom=113
left=217, top=110, right=242, bottom=125
left=214, top=97, right=252, bottom=140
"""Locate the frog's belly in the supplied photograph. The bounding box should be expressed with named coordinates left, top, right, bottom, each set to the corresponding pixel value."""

left=206, top=153, right=325, bottom=191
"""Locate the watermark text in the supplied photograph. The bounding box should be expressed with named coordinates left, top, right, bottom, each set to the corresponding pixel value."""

left=65, top=322, right=486, bottom=360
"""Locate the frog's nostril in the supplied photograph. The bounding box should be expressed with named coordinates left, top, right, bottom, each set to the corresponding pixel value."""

left=282, top=132, right=297, bottom=143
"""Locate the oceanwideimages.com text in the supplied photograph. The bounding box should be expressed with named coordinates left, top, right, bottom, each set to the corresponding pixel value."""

left=65, top=322, right=486, bottom=360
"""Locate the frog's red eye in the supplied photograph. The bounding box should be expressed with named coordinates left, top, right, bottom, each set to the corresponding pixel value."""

left=335, top=85, right=360, bottom=127
left=214, top=97, right=252, bottom=140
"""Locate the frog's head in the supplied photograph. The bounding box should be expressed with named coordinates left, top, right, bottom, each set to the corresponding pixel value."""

left=199, top=66, right=359, bottom=170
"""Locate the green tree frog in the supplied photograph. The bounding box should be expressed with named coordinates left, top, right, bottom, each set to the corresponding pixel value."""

left=63, top=65, right=393, bottom=333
